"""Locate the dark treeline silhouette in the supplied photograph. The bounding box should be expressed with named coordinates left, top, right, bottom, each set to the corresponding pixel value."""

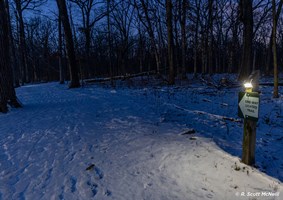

left=0, top=0, right=282, bottom=112
left=6, top=0, right=283, bottom=82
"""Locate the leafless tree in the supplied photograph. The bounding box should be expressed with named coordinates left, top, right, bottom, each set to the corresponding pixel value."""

left=166, top=0, right=174, bottom=84
left=111, top=0, right=135, bottom=75
left=238, top=0, right=253, bottom=81
left=134, top=0, right=161, bottom=75
left=70, top=0, right=107, bottom=78
left=272, top=0, right=282, bottom=98
left=13, top=0, right=46, bottom=84
left=56, top=0, right=80, bottom=88
left=5, top=0, right=20, bottom=87
left=0, top=0, right=21, bottom=113
left=58, top=9, right=65, bottom=84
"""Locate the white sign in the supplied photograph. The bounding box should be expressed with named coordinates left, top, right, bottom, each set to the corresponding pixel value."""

left=238, top=92, right=259, bottom=121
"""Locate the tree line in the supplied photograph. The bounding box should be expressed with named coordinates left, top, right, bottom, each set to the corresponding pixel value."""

left=0, top=0, right=282, bottom=112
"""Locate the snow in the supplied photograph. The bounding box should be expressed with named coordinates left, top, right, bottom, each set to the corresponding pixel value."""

left=0, top=76, right=282, bottom=200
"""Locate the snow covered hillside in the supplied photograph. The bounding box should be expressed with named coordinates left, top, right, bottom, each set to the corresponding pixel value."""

left=0, top=77, right=282, bottom=200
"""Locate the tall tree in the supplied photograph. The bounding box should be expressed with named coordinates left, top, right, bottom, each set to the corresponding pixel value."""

left=227, top=0, right=240, bottom=73
left=265, top=0, right=283, bottom=75
left=56, top=0, right=80, bottom=88
left=201, top=0, right=214, bottom=74
left=272, top=0, right=282, bottom=98
left=180, top=0, right=188, bottom=78
left=112, top=0, right=134, bottom=75
left=58, top=9, right=65, bottom=84
left=13, top=0, right=47, bottom=84
left=238, top=0, right=253, bottom=81
left=107, top=0, right=113, bottom=77
left=166, top=0, right=175, bottom=85
left=70, top=0, right=106, bottom=78
left=193, top=0, right=200, bottom=75
left=5, top=0, right=20, bottom=87
left=134, top=0, right=161, bottom=75
left=207, top=0, right=214, bottom=74
left=14, top=0, right=29, bottom=83
left=0, top=0, right=21, bottom=113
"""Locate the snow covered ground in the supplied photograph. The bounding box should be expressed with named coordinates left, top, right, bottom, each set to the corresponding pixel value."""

left=0, top=75, right=282, bottom=200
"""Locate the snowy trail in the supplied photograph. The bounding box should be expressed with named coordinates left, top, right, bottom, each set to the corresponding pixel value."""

left=0, top=82, right=282, bottom=200
left=148, top=85, right=283, bottom=182
left=0, top=83, right=159, bottom=199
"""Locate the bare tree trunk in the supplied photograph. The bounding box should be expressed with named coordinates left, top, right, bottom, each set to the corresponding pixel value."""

left=135, top=0, right=161, bottom=75
left=14, top=0, right=29, bottom=84
left=157, top=10, right=166, bottom=74
left=266, top=0, right=283, bottom=76
left=207, top=0, right=213, bottom=74
left=166, top=0, right=175, bottom=85
left=58, top=10, right=65, bottom=84
left=107, top=0, right=113, bottom=77
left=5, top=0, right=20, bottom=87
left=43, top=34, right=49, bottom=82
left=181, top=0, right=188, bottom=79
left=230, top=19, right=240, bottom=73
left=266, top=39, right=272, bottom=75
left=0, top=0, right=21, bottom=112
left=193, top=0, right=200, bottom=75
left=137, top=20, right=144, bottom=73
left=272, top=0, right=281, bottom=98
left=193, top=29, right=198, bottom=74
left=203, top=30, right=208, bottom=73
left=238, top=0, right=253, bottom=81
left=56, top=0, right=80, bottom=88
left=174, top=12, right=180, bottom=76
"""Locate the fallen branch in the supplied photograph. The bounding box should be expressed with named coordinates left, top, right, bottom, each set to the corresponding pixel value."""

left=165, top=103, right=242, bottom=123
left=198, top=75, right=239, bottom=89
left=259, top=82, right=283, bottom=86
left=85, top=71, right=157, bottom=83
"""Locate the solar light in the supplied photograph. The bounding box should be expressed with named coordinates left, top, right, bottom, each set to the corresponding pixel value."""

left=244, top=81, right=253, bottom=92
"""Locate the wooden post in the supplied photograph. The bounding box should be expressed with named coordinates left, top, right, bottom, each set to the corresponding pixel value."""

left=242, top=118, right=257, bottom=165
left=242, top=75, right=259, bottom=166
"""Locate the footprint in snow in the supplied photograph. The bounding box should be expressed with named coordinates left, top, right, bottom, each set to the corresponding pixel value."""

left=94, top=166, right=104, bottom=180
left=87, top=181, right=98, bottom=197
left=202, top=188, right=214, bottom=199
left=104, top=189, right=112, bottom=196
left=70, top=176, right=77, bottom=193
left=86, top=164, right=104, bottom=180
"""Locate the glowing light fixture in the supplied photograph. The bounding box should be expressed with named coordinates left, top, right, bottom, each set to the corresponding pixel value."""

left=244, top=80, right=253, bottom=92
left=244, top=82, right=253, bottom=89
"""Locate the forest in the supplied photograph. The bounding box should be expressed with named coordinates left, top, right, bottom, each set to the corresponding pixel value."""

left=1, top=1, right=283, bottom=198
left=0, top=0, right=282, bottom=112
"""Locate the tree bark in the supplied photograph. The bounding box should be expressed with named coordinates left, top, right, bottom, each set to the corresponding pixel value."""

left=14, top=0, right=29, bottom=84
left=238, top=0, right=253, bottom=81
left=107, top=0, right=113, bottom=77
left=230, top=18, right=240, bottom=73
left=135, top=0, right=161, bottom=75
left=207, top=0, right=214, bottom=74
left=272, top=0, right=281, bottom=98
left=56, top=0, right=80, bottom=88
left=193, top=0, right=200, bottom=75
left=5, top=0, right=20, bottom=87
left=58, top=10, right=65, bottom=84
left=166, top=0, right=175, bottom=85
left=181, top=0, right=188, bottom=79
left=266, top=0, right=283, bottom=75
left=0, top=0, right=21, bottom=112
